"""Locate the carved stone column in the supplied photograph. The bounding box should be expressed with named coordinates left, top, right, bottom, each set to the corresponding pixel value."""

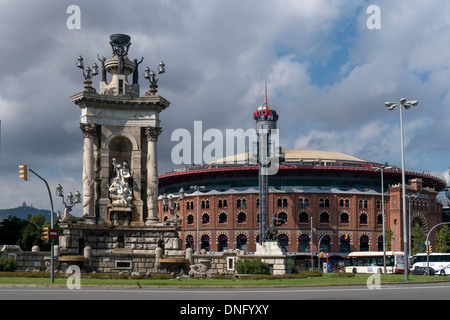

left=144, top=126, right=162, bottom=225
left=80, top=123, right=97, bottom=224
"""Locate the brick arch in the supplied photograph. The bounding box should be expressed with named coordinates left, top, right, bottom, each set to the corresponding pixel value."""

left=411, top=211, right=429, bottom=233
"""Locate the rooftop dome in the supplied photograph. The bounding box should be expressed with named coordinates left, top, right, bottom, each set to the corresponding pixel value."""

left=209, top=148, right=371, bottom=165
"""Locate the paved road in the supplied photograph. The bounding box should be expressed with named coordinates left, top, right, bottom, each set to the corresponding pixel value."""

left=1, top=282, right=450, bottom=300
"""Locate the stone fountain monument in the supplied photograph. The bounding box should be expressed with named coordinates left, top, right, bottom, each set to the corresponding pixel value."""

left=57, top=34, right=188, bottom=274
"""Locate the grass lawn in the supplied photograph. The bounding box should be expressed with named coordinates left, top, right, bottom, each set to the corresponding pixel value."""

left=0, top=272, right=448, bottom=287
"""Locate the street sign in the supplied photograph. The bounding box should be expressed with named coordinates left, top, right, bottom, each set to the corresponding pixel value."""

left=49, top=228, right=58, bottom=239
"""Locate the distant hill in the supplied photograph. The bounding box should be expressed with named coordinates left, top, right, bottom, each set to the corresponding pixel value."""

left=0, top=202, right=51, bottom=221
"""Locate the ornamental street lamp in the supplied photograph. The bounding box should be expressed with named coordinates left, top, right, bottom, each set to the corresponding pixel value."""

left=144, top=61, right=165, bottom=96
left=385, top=98, right=419, bottom=280
left=56, top=184, right=81, bottom=213
left=76, top=55, right=99, bottom=92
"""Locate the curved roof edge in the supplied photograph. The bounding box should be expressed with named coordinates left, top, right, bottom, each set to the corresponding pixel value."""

left=209, top=148, right=376, bottom=165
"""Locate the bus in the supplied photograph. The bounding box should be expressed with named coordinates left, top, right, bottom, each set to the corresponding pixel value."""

left=411, top=253, right=450, bottom=276
left=345, top=251, right=405, bottom=274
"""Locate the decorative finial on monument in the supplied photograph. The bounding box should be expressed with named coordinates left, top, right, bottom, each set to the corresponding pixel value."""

left=109, top=34, right=132, bottom=75
left=76, top=55, right=98, bottom=93
left=143, top=61, right=165, bottom=96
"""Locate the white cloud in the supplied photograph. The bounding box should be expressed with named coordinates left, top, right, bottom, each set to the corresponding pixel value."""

left=1, top=0, right=450, bottom=211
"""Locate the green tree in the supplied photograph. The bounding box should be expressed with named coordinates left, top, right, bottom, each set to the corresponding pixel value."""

left=18, top=223, right=41, bottom=251
left=0, top=215, right=54, bottom=251
left=436, top=224, right=450, bottom=253
left=28, top=214, right=46, bottom=228
left=384, top=228, right=393, bottom=251
left=411, top=225, right=425, bottom=255
left=0, top=216, right=28, bottom=245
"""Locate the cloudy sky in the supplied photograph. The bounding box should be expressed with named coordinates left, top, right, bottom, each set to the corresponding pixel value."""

left=0, top=0, right=449, bottom=216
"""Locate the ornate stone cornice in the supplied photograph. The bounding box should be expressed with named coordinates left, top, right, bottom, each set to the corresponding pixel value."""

left=144, top=126, right=163, bottom=142
left=80, top=123, right=97, bottom=138
left=70, top=91, right=171, bottom=112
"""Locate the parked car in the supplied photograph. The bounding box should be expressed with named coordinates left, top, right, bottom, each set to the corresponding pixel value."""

left=411, top=267, right=435, bottom=276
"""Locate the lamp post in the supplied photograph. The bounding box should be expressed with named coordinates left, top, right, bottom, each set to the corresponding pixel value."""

left=56, top=184, right=82, bottom=213
left=373, top=162, right=392, bottom=274
left=190, top=185, right=205, bottom=253
left=144, top=61, right=165, bottom=96
left=76, top=55, right=99, bottom=92
left=162, top=188, right=185, bottom=226
left=385, top=98, right=418, bottom=280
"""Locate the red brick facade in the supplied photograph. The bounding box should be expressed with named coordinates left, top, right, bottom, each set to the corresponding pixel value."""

left=158, top=178, right=442, bottom=255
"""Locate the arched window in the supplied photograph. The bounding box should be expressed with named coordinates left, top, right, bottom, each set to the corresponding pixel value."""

left=360, top=213, right=368, bottom=225
left=298, top=212, right=309, bottom=223
left=278, top=212, right=287, bottom=224
left=377, top=236, right=384, bottom=251
left=319, top=235, right=331, bottom=253
left=186, top=235, right=194, bottom=249
left=236, top=234, right=247, bottom=250
left=187, top=214, right=194, bottom=225
left=320, top=212, right=329, bottom=224
left=340, top=213, right=349, bottom=224
left=201, top=235, right=210, bottom=251
left=219, top=213, right=227, bottom=224
left=340, top=235, right=350, bottom=253
left=202, top=213, right=210, bottom=224
left=377, top=214, right=383, bottom=225
left=360, top=235, right=369, bottom=251
left=237, top=212, right=247, bottom=224
left=298, top=234, right=310, bottom=252
left=299, top=197, right=310, bottom=208
left=278, top=234, right=289, bottom=251
left=218, top=235, right=228, bottom=252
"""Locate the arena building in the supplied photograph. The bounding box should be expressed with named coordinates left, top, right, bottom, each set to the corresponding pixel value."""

left=158, top=146, right=446, bottom=268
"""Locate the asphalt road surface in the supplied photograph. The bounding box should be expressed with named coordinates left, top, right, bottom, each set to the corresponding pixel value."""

left=1, top=282, right=450, bottom=300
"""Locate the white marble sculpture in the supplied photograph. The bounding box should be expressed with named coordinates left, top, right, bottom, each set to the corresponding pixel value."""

left=109, top=158, right=133, bottom=206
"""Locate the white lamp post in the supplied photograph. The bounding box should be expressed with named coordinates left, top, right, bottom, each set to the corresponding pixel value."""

left=385, top=98, right=418, bottom=280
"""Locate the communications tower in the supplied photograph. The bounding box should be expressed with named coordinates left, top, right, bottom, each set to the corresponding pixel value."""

left=252, top=80, right=283, bottom=244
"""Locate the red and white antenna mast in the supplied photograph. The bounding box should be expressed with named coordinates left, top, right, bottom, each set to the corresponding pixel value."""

left=264, top=77, right=268, bottom=109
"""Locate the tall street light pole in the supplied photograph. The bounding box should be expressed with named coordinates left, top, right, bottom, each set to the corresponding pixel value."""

left=385, top=98, right=418, bottom=280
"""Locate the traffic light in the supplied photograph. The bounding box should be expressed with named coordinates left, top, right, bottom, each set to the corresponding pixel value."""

left=427, top=245, right=432, bottom=254
left=319, top=252, right=324, bottom=258
left=41, top=227, right=49, bottom=242
left=19, top=164, right=28, bottom=180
